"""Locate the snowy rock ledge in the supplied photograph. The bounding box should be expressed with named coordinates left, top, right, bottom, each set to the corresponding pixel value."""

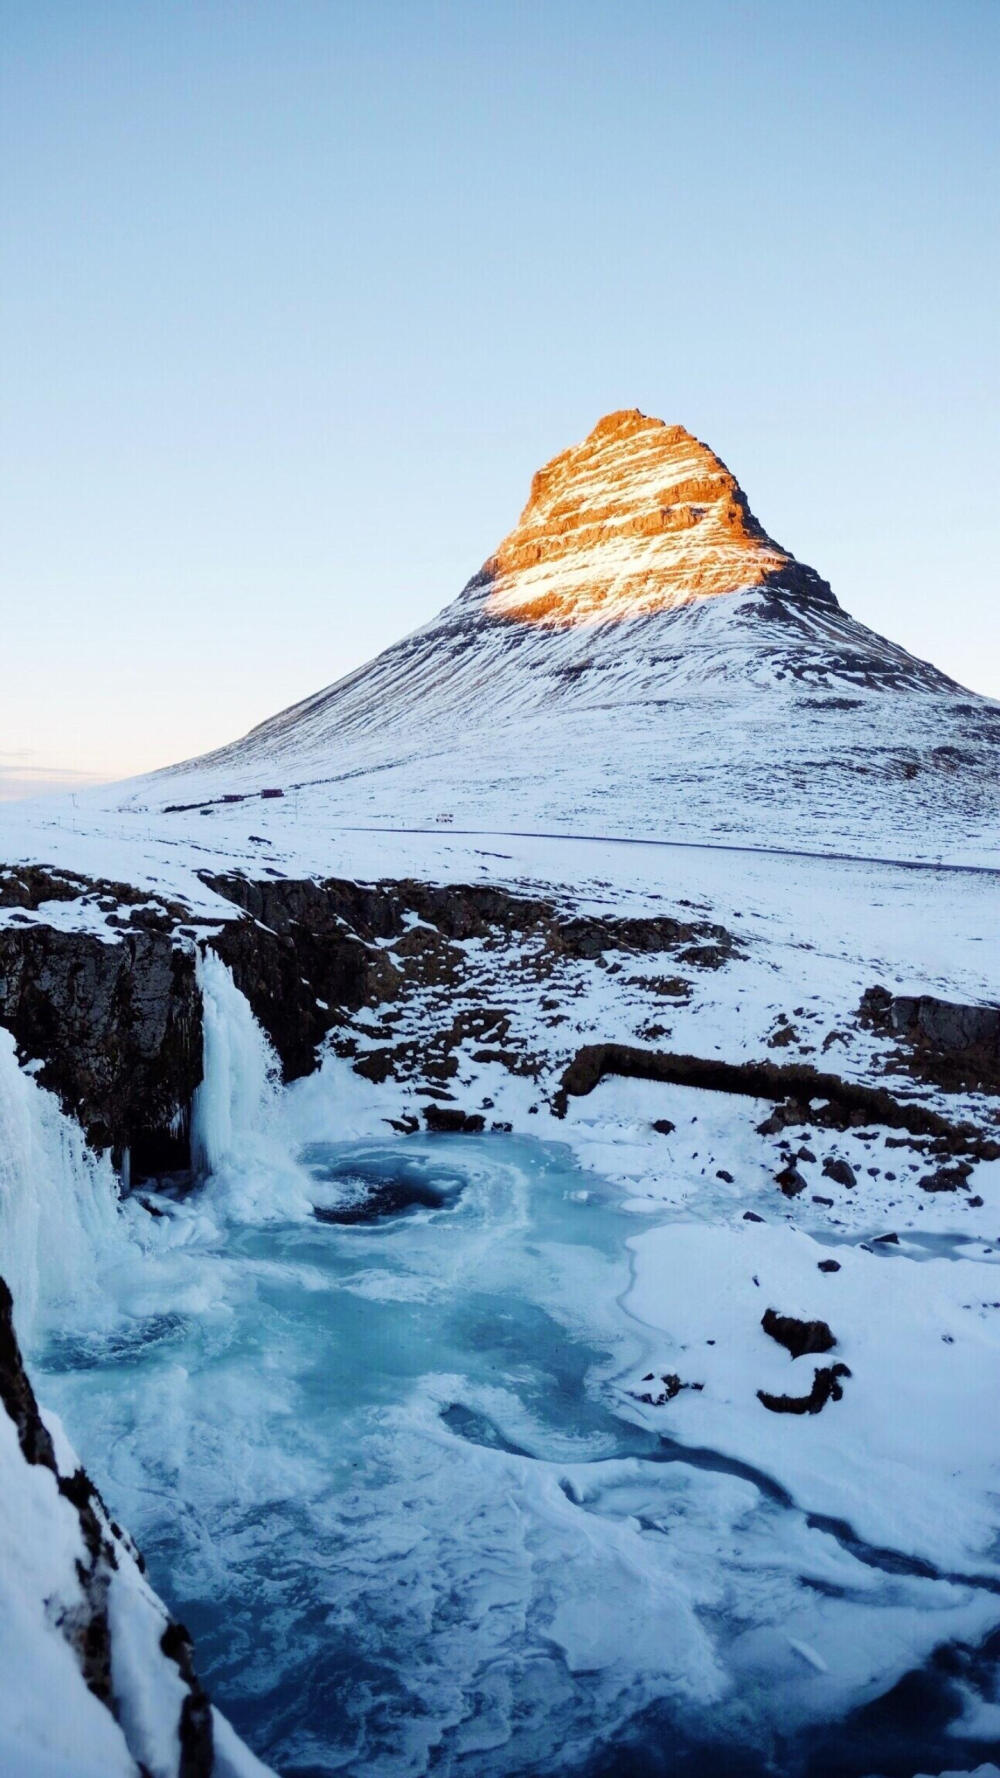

left=0, top=1273, right=272, bottom=1778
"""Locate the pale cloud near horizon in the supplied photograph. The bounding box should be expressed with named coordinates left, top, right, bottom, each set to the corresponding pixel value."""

left=0, top=753, right=111, bottom=803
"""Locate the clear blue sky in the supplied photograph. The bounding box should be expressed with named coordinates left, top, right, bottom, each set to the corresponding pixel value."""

left=1, top=0, right=997, bottom=793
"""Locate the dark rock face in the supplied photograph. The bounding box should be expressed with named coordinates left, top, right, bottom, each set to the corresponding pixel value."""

left=891, top=994, right=1000, bottom=1054
left=0, top=922, right=202, bottom=1178
left=762, top=1308, right=837, bottom=1359
left=423, top=1104, right=485, bottom=1134
left=201, top=875, right=377, bottom=1081
left=160, top=1622, right=214, bottom=1778
left=776, top=1164, right=807, bottom=1198
left=0, top=1277, right=112, bottom=1701
left=860, top=985, right=1000, bottom=1093
left=0, top=1274, right=215, bottom=1772
left=0, top=1276, right=58, bottom=1471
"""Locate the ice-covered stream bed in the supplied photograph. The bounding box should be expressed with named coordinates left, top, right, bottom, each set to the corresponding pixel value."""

left=28, top=1118, right=1000, bottom=1778
left=3, top=957, right=997, bottom=1778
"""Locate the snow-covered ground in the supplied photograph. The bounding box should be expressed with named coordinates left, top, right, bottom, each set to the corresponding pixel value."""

left=112, top=645, right=1000, bottom=869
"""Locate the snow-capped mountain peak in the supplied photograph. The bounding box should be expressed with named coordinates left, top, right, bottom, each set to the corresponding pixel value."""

left=130, top=410, right=997, bottom=865
left=476, top=407, right=834, bottom=627
left=214, top=408, right=955, bottom=759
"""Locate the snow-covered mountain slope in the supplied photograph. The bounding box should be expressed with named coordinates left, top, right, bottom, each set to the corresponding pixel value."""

left=124, top=409, right=999, bottom=864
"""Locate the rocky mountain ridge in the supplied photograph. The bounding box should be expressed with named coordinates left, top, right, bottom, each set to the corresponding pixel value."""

left=476, top=407, right=836, bottom=624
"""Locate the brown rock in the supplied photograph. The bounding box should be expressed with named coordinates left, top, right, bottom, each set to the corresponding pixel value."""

left=480, top=411, right=834, bottom=629
left=761, top=1308, right=837, bottom=1359
left=758, top=1362, right=852, bottom=1416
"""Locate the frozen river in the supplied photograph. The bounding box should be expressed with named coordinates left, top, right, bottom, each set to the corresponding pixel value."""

left=34, top=1120, right=1000, bottom=1778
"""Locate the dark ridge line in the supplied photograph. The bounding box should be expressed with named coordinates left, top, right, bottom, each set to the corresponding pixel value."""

left=551, top=1042, right=994, bottom=1152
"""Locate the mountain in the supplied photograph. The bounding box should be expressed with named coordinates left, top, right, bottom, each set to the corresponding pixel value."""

left=130, top=410, right=998, bottom=861
left=1, top=414, right=999, bottom=1778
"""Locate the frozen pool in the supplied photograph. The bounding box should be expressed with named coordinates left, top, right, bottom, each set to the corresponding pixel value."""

left=35, top=1124, right=1000, bottom=1778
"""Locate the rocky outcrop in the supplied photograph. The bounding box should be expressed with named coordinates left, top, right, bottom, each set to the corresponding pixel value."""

left=758, top=1362, right=852, bottom=1416
left=8, top=862, right=996, bottom=1198
left=480, top=408, right=836, bottom=628
left=761, top=1309, right=837, bottom=1360
left=200, top=874, right=377, bottom=1081
left=0, top=863, right=190, bottom=926
left=553, top=1042, right=998, bottom=1156
left=861, top=985, right=1000, bottom=1093
left=822, top=1156, right=857, bottom=1188
left=0, top=867, right=736, bottom=1180
left=0, top=918, right=202, bottom=1179
left=422, top=1104, right=485, bottom=1133
left=201, top=872, right=734, bottom=1082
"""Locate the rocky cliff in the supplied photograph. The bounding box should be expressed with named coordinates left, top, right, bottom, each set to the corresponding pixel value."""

left=0, top=867, right=202, bottom=1179
left=478, top=408, right=836, bottom=625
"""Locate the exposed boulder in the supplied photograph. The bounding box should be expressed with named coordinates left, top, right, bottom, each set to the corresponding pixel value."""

left=761, top=1307, right=837, bottom=1359
left=823, top=1156, right=857, bottom=1188
left=920, top=1163, right=973, bottom=1193
left=860, top=985, right=1000, bottom=1093
left=423, top=1105, right=485, bottom=1134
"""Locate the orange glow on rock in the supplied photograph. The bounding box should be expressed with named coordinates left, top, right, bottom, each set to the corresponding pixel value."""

left=481, top=409, right=799, bottom=628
